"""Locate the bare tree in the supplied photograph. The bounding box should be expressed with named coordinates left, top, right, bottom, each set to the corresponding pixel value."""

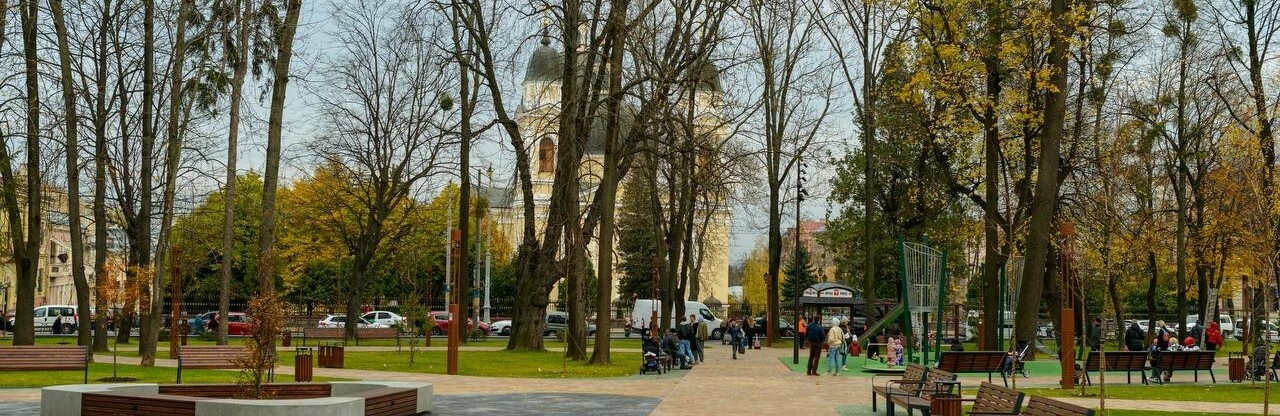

left=815, top=0, right=913, bottom=323
left=2, top=0, right=44, bottom=346
left=743, top=0, right=834, bottom=345
left=255, top=0, right=302, bottom=297
left=216, top=0, right=257, bottom=346
left=313, top=0, right=454, bottom=341
left=49, top=0, right=93, bottom=350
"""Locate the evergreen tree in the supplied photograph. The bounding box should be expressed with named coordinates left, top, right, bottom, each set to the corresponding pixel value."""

left=782, top=245, right=818, bottom=300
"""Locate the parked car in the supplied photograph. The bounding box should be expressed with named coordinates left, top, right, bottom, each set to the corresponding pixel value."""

left=490, top=319, right=512, bottom=336
left=188, top=311, right=218, bottom=331
left=1234, top=318, right=1280, bottom=341
left=543, top=311, right=597, bottom=337
left=212, top=312, right=250, bottom=336
left=754, top=317, right=796, bottom=338
left=8, top=305, right=79, bottom=334
left=318, top=314, right=389, bottom=329
left=360, top=311, right=407, bottom=327
left=428, top=312, right=490, bottom=336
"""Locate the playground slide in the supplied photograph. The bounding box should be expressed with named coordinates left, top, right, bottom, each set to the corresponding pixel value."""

left=858, top=303, right=906, bottom=349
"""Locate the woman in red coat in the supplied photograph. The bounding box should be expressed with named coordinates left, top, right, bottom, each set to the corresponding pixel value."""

left=1206, top=321, right=1224, bottom=351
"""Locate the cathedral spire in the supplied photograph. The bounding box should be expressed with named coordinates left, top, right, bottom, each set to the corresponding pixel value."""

left=541, top=13, right=551, bottom=46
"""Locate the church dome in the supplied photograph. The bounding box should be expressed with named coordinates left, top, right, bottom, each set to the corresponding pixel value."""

left=524, top=36, right=563, bottom=83
left=694, top=58, right=722, bottom=93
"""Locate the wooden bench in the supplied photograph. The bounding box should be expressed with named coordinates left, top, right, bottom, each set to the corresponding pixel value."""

left=937, top=351, right=1009, bottom=386
left=1080, top=351, right=1148, bottom=385
left=1152, top=350, right=1216, bottom=384
left=357, top=327, right=401, bottom=347
left=81, top=392, right=199, bottom=416
left=158, top=383, right=331, bottom=399
left=887, top=368, right=958, bottom=416
left=931, top=381, right=1025, bottom=416
left=176, top=346, right=251, bottom=384
left=872, top=363, right=929, bottom=412
left=1019, top=396, right=1094, bottom=416
left=347, top=387, right=418, bottom=416
left=0, top=346, right=90, bottom=383
left=302, top=327, right=402, bottom=346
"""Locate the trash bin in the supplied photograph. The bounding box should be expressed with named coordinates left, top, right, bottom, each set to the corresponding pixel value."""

left=319, top=341, right=345, bottom=368
left=295, top=347, right=313, bottom=382
left=282, top=331, right=292, bottom=347
left=930, top=394, right=961, bottom=416
left=1229, top=352, right=1246, bottom=382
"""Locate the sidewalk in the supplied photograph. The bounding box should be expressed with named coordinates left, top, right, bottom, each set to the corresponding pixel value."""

left=0, top=343, right=1272, bottom=415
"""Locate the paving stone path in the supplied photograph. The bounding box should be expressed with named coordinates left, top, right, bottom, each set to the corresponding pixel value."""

left=0, top=342, right=1272, bottom=415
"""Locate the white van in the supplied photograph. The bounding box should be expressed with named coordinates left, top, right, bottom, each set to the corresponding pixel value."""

left=631, top=299, right=724, bottom=340
left=1186, top=314, right=1234, bottom=338
left=7, top=305, right=79, bottom=334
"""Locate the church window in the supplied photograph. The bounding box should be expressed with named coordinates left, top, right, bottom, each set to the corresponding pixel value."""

left=538, top=137, right=555, bottom=173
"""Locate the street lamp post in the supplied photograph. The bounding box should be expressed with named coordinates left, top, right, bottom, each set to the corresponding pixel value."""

left=792, top=163, right=807, bottom=364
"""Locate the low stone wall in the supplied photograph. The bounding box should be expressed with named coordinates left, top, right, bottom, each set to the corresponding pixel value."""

left=41, top=381, right=432, bottom=416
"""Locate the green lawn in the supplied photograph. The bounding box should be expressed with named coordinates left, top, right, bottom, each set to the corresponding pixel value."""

left=1024, top=383, right=1280, bottom=404
left=276, top=349, right=641, bottom=378
left=0, top=362, right=346, bottom=388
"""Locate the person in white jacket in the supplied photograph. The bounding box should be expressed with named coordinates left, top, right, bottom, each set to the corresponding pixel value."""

left=826, top=319, right=846, bottom=376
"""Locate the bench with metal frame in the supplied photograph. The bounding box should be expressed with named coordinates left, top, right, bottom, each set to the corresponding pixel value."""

left=872, top=363, right=930, bottom=412
left=937, top=351, right=1009, bottom=386
left=1079, top=350, right=1148, bottom=385
left=0, top=346, right=90, bottom=383
left=886, top=368, right=958, bottom=416
left=1151, top=350, right=1217, bottom=384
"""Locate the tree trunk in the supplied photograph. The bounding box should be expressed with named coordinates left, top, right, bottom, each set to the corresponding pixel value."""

left=135, top=0, right=158, bottom=357
left=258, top=0, right=302, bottom=297
left=92, top=0, right=112, bottom=353
left=220, top=0, right=252, bottom=347
left=142, top=0, right=192, bottom=367
left=256, top=0, right=300, bottom=357
left=49, top=0, right=92, bottom=351
left=1014, top=0, right=1072, bottom=344
left=11, top=0, right=43, bottom=346
left=1145, top=250, right=1157, bottom=344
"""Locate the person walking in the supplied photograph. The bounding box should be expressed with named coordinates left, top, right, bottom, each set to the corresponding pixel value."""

left=826, top=318, right=845, bottom=376
left=1206, top=321, right=1223, bottom=351
left=692, top=314, right=707, bottom=364
left=806, top=315, right=826, bottom=376
left=728, top=319, right=744, bottom=360
left=839, top=320, right=853, bottom=371
left=798, top=316, right=808, bottom=347
left=1088, top=317, right=1102, bottom=351
left=742, top=316, right=755, bottom=355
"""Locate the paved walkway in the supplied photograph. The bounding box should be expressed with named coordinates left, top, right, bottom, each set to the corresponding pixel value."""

left=0, top=343, right=1274, bottom=415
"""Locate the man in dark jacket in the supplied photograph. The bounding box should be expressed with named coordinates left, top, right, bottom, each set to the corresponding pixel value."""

left=1087, top=318, right=1102, bottom=351
left=1124, top=322, right=1145, bottom=352
left=806, top=316, right=826, bottom=376
left=677, top=317, right=694, bottom=366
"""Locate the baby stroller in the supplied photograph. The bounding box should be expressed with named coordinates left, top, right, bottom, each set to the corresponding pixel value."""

left=1001, top=340, right=1031, bottom=379
left=1245, top=347, right=1275, bottom=381
left=640, top=335, right=665, bottom=375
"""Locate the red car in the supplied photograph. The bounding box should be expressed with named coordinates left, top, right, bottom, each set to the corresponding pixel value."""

left=211, top=312, right=250, bottom=336
left=429, top=312, right=489, bottom=336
